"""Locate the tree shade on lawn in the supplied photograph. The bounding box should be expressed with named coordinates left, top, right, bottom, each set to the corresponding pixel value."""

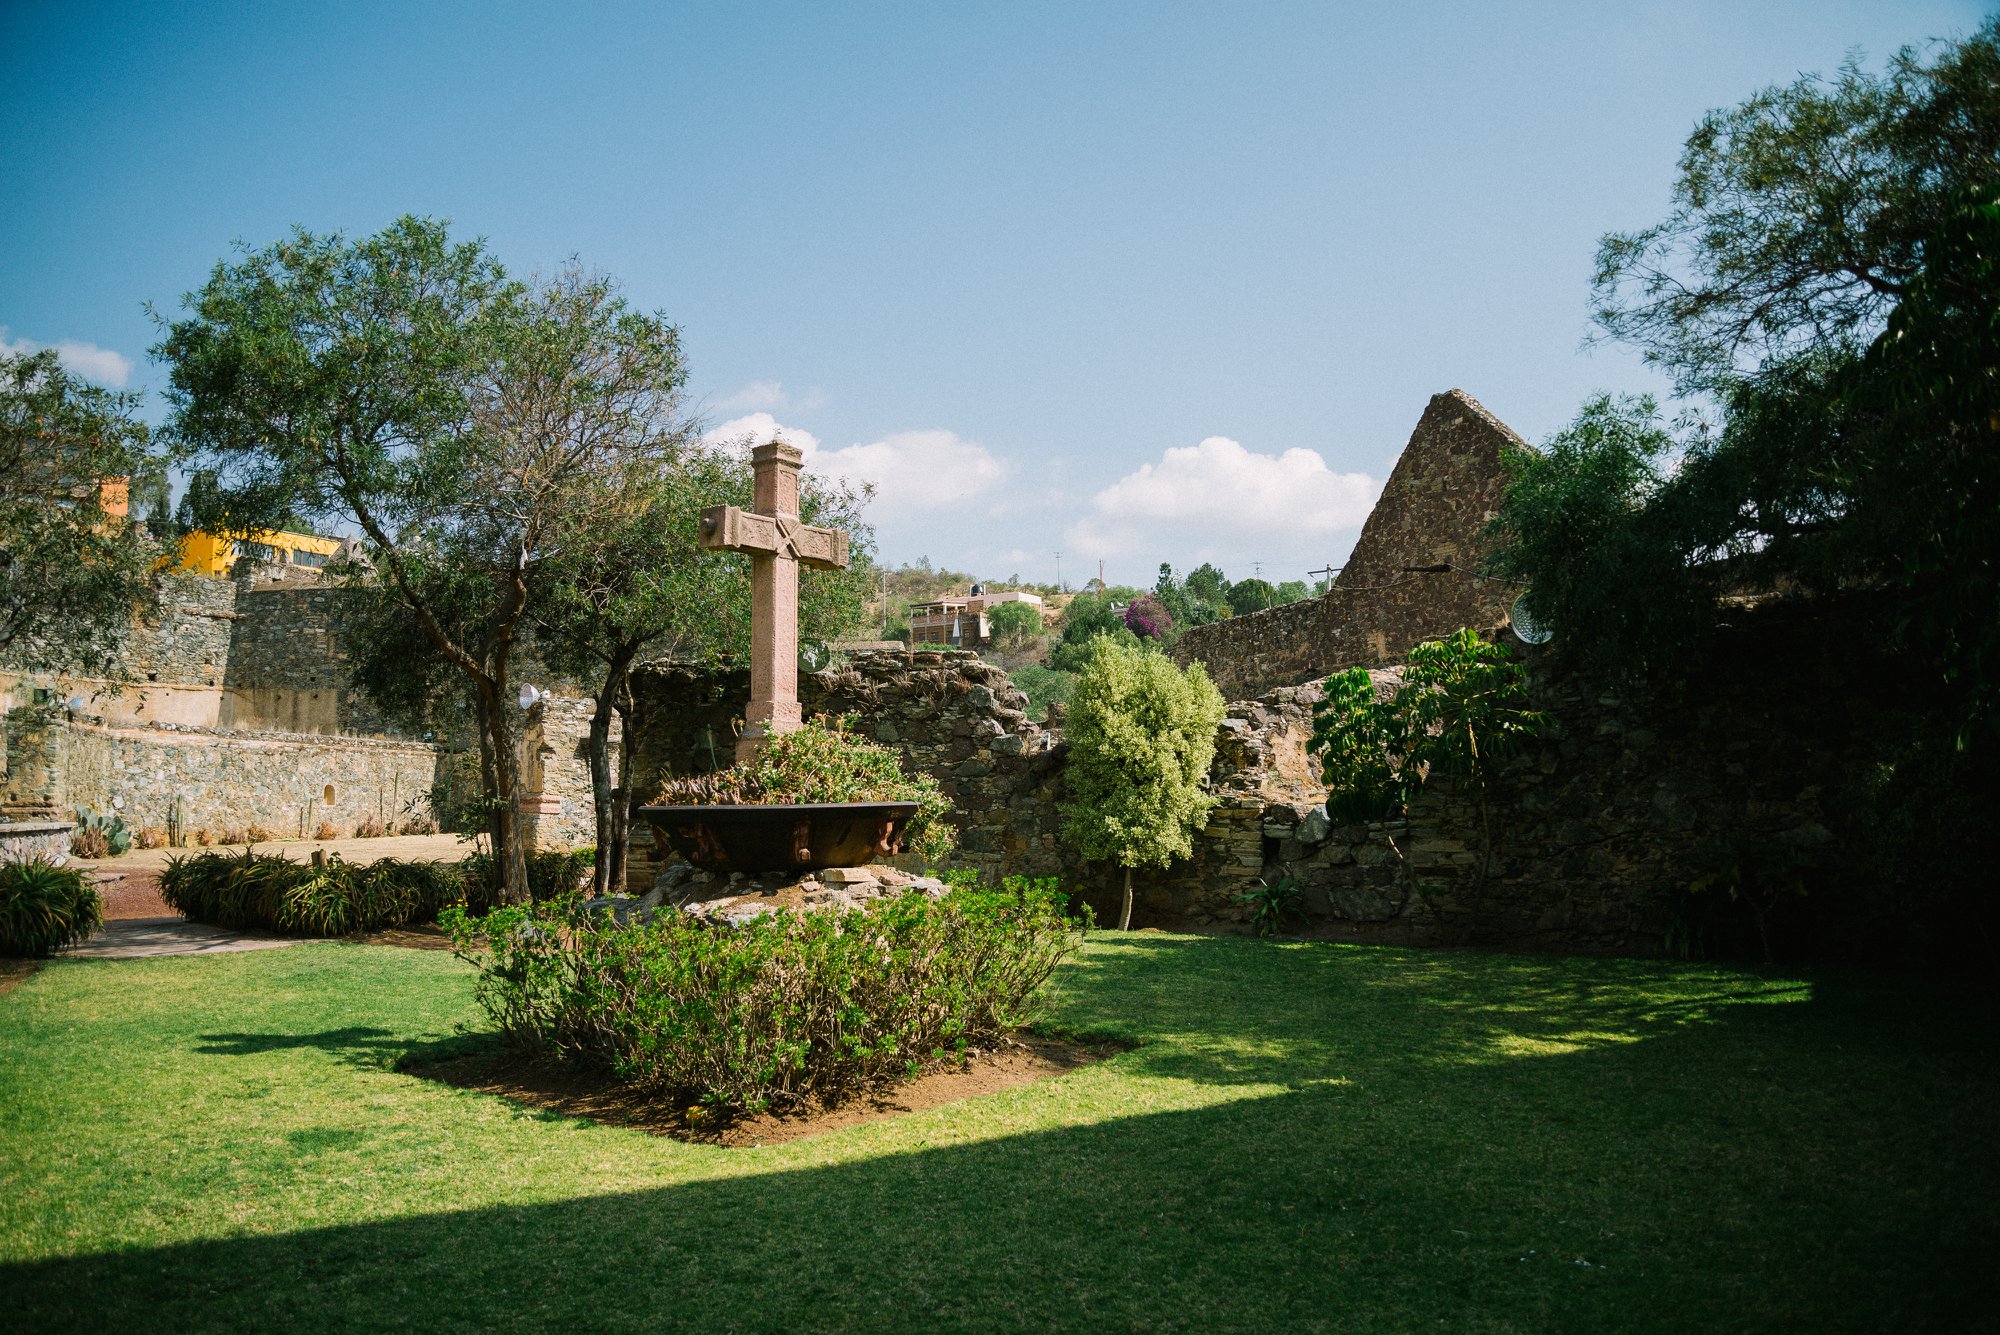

left=1, top=941, right=1993, bottom=1331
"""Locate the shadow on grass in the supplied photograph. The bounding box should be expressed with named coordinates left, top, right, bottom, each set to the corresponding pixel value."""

left=11, top=936, right=1997, bottom=1332
left=196, top=1026, right=403, bottom=1059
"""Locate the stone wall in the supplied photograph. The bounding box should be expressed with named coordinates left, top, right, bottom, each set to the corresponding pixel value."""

left=624, top=652, right=1061, bottom=893
left=1175, top=389, right=1524, bottom=699
left=519, top=694, right=609, bottom=851
left=0, top=822, right=75, bottom=867
left=2, top=713, right=442, bottom=840
left=626, top=603, right=1943, bottom=958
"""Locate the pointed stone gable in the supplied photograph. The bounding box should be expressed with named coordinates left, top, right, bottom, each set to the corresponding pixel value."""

left=1174, top=389, right=1527, bottom=699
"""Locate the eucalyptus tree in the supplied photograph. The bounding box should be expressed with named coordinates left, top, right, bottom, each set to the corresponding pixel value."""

left=0, top=348, right=162, bottom=675
left=156, top=218, right=689, bottom=903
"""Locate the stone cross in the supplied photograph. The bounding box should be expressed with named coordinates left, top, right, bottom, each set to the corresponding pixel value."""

left=700, top=440, right=851, bottom=761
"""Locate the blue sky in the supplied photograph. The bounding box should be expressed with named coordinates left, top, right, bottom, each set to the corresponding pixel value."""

left=3, top=1, right=1986, bottom=586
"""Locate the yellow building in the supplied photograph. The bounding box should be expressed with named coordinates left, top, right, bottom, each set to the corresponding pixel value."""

left=174, top=528, right=344, bottom=577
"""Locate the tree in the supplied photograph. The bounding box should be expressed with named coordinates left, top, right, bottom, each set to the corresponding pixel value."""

left=1310, top=630, right=1543, bottom=937
left=1122, top=593, right=1174, bottom=641
left=1487, top=20, right=2000, bottom=740
left=157, top=220, right=686, bottom=904
left=0, top=349, right=161, bottom=675
left=1226, top=577, right=1276, bottom=616
left=1592, top=19, right=2000, bottom=393
left=984, top=599, right=1043, bottom=651
left=1061, top=637, right=1226, bottom=930
left=1274, top=579, right=1310, bottom=605
left=1048, top=589, right=1139, bottom=672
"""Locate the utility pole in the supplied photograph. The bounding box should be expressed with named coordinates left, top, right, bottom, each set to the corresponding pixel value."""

left=1054, top=550, right=1062, bottom=592
left=1309, top=563, right=1341, bottom=595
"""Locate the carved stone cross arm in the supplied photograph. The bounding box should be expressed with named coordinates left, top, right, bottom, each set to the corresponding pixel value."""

left=698, top=506, right=850, bottom=570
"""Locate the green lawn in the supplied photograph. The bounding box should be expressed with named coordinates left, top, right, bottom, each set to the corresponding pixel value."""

left=2, top=936, right=1993, bottom=1332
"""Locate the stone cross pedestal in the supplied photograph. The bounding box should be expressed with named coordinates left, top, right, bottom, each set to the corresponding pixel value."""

left=700, top=440, right=851, bottom=762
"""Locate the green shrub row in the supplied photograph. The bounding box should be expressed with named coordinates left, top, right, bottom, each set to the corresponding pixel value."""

left=0, top=859, right=103, bottom=957
left=442, top=878, right=1084, bottom=1114
left=159, top=847, right=593, bottom=936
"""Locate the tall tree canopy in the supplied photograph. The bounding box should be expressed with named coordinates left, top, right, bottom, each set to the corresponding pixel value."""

left=0, top=349, right=162, bottom=675
left=1488, top=19, right=2000, bottom=742
left=157, top=218, right=691, bottom=902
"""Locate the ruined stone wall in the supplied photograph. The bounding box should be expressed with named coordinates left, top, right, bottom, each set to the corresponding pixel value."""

left=2, top=713, right=441, bottom=840
left=519, top=695, right=608, bottom=851
left=1175, top=389, right=1523, bottom=700
left=626, top=603, right=1942, bottom=958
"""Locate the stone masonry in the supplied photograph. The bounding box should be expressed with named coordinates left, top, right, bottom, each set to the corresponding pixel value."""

left=1175, top=389, right=1525, bottom=700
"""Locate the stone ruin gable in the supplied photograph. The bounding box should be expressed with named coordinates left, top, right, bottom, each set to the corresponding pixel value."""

left=516, top=694, right=613, bottom=851
left=1175, top=388, right=1526, bottom=700
left=622, top=651, right=1068, bottom=893
left=1, top=712, right=442, bottom=841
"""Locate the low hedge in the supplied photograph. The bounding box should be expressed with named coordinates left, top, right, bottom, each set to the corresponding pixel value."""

left=160, top=846, right=598, bottom=936
left=443, top=878, right=1083, bottom=1113
left=0, top=859, right=103, bottom=957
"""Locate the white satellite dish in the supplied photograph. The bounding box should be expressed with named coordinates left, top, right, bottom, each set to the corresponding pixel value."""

left=1510, top=595, right=1553, bottom=645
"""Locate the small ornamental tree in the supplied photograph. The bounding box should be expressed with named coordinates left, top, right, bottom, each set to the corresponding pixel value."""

left=1061, top=637, right=1226, bottom=930
left=984, top=598, right=1043, bottom=650
left=1310, top=630, right=1543, bottom=934
left=1122, top=593, right=1174, bottom=641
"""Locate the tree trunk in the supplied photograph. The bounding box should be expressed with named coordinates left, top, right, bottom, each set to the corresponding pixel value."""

left=609, top=675, right=636, bottom=897
left=1119, top=865, right=1134, bottom=931
left=476, top=676, right=532, bottom=906
left=586, top=645, right=636, bottom=897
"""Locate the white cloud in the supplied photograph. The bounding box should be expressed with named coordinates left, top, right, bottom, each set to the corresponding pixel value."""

left=702, top=413, right=1008, bottom=521
left=715, top=379, right=788, bottom=412
left=806, top=429, right=1008, bottom=519
left=704, top=411, right=821, bottom=453
left=1, top=329, right=135, bottom=387
left=1065, top=436, right=1378, bottom=577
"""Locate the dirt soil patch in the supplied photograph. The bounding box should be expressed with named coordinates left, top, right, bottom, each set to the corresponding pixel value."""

left=406, top=1032, right=1123, bottom=1147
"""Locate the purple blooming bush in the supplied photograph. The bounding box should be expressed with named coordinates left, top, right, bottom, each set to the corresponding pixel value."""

left=1123, top=593, right=1174, bottom=640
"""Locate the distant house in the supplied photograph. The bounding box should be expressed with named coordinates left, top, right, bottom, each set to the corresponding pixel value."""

left=908, top=586, right=1044, bottom=647
left=173, top=528, right=345, bottom=580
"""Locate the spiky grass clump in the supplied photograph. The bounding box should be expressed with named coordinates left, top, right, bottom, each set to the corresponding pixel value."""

left=0, top=859, right=102, bottom=956
left=160, top=849, right=475, bottom=936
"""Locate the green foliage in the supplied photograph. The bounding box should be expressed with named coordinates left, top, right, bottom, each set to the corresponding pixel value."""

left=1311, top=631, right=1544, bottom=825
left=159, top=848, right=480, bottom=935
left=1504, top=23, right=2000, bottom=744
left=1009, top=664, right=1076, bottom=722
left=459, top=848, right=595, bottom=903
left=1235, top=875, right=1303, bottom=937
left=1061, top=638, right=1226, bottom=872
left=442, top=878, right=1083, bottom=1113
left=0, top=859, right=102, bottom=957
left=652, top=716, right=956, bottom=865
left=1226, top=578, right=1276, bottom=615
left=984, top=599, right=1043, bottom=648
left=0, top=348, right=162, bottom=674
left=1592, top=19, right=2000, bottom=393
left=1274, top=579, right=1311, bottom=605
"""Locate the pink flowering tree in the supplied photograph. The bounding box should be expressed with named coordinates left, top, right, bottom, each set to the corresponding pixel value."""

left=1123, top=593, right=1174, bottom=640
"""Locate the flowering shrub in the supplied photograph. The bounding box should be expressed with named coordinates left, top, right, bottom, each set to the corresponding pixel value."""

left=652, top=715, right=956, bottom=864
left=1123, top=593, right=1174, bottom=640
left=442, top=877, right=1083, bottom=1113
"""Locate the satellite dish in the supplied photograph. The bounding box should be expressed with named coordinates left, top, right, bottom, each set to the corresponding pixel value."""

left=1510, top=595, right=1553, bottom=645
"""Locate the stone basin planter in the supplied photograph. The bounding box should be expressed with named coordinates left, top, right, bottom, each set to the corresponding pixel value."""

left=635, top=802, right=920, bottom=874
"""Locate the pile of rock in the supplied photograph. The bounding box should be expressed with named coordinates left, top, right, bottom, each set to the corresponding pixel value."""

left=584, top=862, right=951, bottom=929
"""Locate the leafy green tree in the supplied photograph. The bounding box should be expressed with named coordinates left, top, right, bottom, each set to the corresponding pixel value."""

left=1048, top=589, right=1139, bottom=672
left=1593, top=19, right=1999, bottom=393
left=157, top=221, right=686, bottom=904
left=1061, top=637, right=1226, bottom=930
left=1226, top=577, right=1276, bottom=615
left=984, top=599, right=1043, bottom=650
left=1488, top=20, right=2000, bottom=742
left=1274, top=579, right=1310, bottom=605
left=0, top=349, right=162, bottom=675
left=1184, top=562, right=1231, bottom=610
left=1310, top=631, right=1543, bottom=935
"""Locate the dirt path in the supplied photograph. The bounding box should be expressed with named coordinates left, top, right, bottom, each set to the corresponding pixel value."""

left=77, top=835, right=477, bottom=920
